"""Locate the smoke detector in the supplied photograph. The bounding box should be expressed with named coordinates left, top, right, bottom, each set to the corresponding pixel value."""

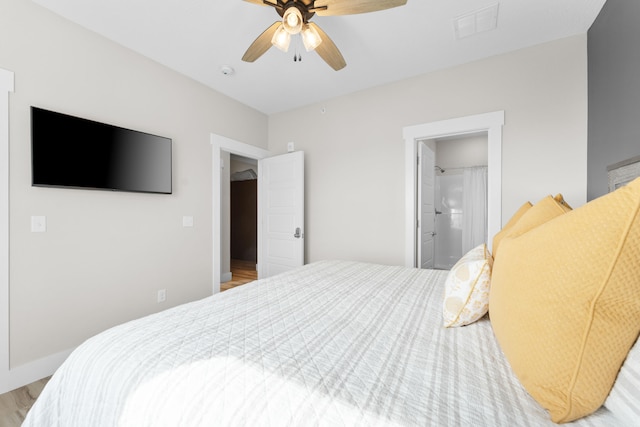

left=220, top=65, right=235, bottom=76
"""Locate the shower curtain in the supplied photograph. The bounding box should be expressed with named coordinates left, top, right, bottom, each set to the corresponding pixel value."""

left=462, top=166, right=488, bottom=254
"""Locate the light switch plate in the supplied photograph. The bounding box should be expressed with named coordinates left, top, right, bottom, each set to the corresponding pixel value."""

left=182, top=216, right=194, bottom=227
left=31, top=216, right=46, bottom=232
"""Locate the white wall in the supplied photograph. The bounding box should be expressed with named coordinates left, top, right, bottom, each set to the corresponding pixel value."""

left=436, top=134, right=488, bottom=170
left=2, top=0, right=267, bottom=369
left=268, top=35, right=588, bottom=266
left=230, top=156, right=258, bottom=175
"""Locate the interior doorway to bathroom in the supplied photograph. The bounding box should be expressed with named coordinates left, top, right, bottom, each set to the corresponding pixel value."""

left=403, top=111, right=504, bottom=269
left=428, top=133, right=488, bottom=269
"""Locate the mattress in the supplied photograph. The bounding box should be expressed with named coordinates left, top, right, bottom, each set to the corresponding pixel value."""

left=23, top=260, right=620, bottom=426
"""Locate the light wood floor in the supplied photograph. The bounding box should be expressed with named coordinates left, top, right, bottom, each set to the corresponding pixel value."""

left=0, top=260, right=256, bottom=425
left=221, top=259, right=258, bottom=291
left=0, top=377, right=49, bottom=426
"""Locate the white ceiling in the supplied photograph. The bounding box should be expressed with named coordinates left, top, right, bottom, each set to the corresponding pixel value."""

left=32, top=0, right=606, bottom=115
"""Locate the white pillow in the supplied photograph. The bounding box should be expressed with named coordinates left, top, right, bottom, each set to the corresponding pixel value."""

left=443, top=244, right=493, bottom=328
left=605, top=336, right=640, bottom=425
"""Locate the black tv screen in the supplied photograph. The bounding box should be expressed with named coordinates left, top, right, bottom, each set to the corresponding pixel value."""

left=31, top=107, right=172, bottom=194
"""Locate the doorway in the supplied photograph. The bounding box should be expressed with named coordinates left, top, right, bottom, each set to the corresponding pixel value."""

left=430, top=133, right=488, bottom=269
left=403, top=111, right=504, bottom=268
left=211, top=134, right=305, bottom=293
left=225, top=154, right=258, bottom=291
left=211, top=134, right=269, bottom=294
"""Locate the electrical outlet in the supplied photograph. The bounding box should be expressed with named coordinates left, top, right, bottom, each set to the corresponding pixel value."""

left=157, top=289, right=166, bottom=303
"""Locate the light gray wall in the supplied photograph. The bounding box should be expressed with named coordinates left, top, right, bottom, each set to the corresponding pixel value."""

left=230, top=156, right=258, bottom=175
left=587, top=0, right=640, bottom=200
left=269, top=36, right=589, bottom=266
left=3, top=0, right=267, bottom=367
left=436, top=134, right=488, bottom=171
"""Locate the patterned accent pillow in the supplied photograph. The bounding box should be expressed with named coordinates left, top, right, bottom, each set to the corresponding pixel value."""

left=605, top=336, right=640, bottom=424
left=443, top=244, right=493, bottom=328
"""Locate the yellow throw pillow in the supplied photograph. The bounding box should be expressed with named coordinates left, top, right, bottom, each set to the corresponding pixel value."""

left=554, top=193, right=573, bottom=210
left=492, top=201, right=532, bottom=256
left=505, top=194, right=572, bottom=238
left=493, top=195, right=571, bottom=258
left=489, top=178, right=640, bottom=423
left=443, top=244, right=493, bottom=328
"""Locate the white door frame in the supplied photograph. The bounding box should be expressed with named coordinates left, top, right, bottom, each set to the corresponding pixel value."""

left=403, top=111, right=505, bottom=268
left=0, top=69, right=72, bottom=394
left=211, top=134, right=270, bottom=294
left=0, top=68, right=14, bottom=393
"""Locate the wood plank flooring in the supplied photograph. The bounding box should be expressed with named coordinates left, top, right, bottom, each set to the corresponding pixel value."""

left=221, top=259, right=257, bottom=291
left=0, top=377, right=49, bottom=426
left=0, top=259, right=256, bottom=425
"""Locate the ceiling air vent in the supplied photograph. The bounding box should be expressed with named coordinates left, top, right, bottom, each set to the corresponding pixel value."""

left=454, top=3, right=499, bottom=40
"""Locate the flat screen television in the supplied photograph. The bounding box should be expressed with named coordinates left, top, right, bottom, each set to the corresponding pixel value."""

left=31, top=106, right=172, bottom=194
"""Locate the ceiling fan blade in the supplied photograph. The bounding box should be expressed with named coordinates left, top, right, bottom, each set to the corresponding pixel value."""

left=309, top=23, right=346, bottom=71
left=244, top=0, right=283, bottom=9
left=242, top=22, right=281, bottom=62
left=243, top=0, right=269, bottom=6
left=314, top=0, right=407, bottom=16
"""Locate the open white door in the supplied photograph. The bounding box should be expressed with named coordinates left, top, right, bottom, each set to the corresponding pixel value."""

left=417, top=142, right=435, bottom=269
left=258, top=151, right=304, bottom=278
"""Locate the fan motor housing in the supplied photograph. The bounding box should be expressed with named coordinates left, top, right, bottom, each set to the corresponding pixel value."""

left=277, top=2, right=315, bottom=22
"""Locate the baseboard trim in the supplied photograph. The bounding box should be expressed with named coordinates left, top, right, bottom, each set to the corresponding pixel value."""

left=221, top=272, right=232, bottom=283
left=1, top=348, right=73, bottom=394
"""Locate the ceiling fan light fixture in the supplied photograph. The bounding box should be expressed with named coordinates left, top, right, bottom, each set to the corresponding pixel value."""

left=282, top=7, right=303, bottom=35
left=301, top=24, right=322, bottom=51
left=271, top=24, right=291, bottom=52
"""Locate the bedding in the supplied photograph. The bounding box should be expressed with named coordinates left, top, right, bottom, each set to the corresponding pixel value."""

left=23, top=260, right=622, bottom=426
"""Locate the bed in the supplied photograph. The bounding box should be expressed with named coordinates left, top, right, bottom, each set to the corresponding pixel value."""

left=22, top=260, right=628, bottom=426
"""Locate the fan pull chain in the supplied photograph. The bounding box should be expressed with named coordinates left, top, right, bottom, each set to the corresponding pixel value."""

left=293, top=44, right=302, bottom=63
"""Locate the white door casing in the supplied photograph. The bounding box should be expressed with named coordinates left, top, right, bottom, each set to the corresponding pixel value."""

left=211, top=135, right=305, bottom=292
left=0, top=69, right=74, bottom=394
left=403, top=111, right=504, bottom=268
left=258, top=151, right=304, bottom=278
left=417, top=142, right=435, bottom=269
left=211, top=134, right=269, bottom=294
left=0, top=68, right=13, bottom=393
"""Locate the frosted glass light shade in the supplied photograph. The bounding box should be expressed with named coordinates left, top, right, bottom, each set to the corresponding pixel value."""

left=271, top=25, right=291, bottom=52
left=301, top=24, right=322, bottom=51
left=283, top=7, right=303, bottom=35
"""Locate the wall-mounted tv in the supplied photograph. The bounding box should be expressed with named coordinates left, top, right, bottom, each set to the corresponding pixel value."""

left=31, top=106, right=172, bottom=194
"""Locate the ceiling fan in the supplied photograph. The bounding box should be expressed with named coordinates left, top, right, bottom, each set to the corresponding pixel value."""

left=241, top=0, right=408, bottom=71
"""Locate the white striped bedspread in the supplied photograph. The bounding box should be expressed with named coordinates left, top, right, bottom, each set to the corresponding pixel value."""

left=23, top=260, right=620, bottom=426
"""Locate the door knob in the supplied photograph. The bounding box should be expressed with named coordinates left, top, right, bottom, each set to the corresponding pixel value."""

left=294, top=227, right=301, bottom=238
